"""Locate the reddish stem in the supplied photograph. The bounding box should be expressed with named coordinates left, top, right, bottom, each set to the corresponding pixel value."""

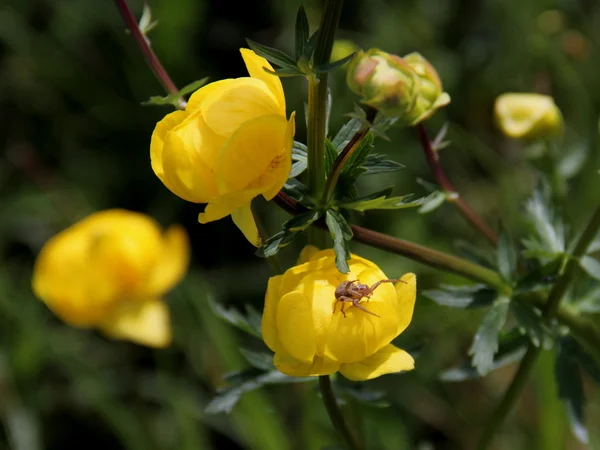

left=113, top=0, right=184, bottom=107
left=416, top=123, right=498, bottom=246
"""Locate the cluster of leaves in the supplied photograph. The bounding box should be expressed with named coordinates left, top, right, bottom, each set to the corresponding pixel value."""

left=246, top=6, right=355, bottom=78
left=426, top=187, right=600, bottom=444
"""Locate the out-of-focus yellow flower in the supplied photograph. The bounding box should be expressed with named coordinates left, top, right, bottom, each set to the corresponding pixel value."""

left=151, top=49, right=295, bottom=247
left=346, top=48, right=450, bottom=125
left=262, top=248, right=416, bottom=381
left=494, top=93, right=563, bottom=140
left=32, top=209, right=189, bottom=348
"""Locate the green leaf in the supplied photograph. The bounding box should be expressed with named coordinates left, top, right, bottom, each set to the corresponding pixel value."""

left=264, top=66, right=306, bottom=78
left=138, top=3, right=158, bottom=36
left=575, top=285, right=600, bottom=313
left=555, top=337, right=588, bottom=444
left=468, top=295, right=510, bottom=375
left=423, top=284, right=497, bottom=309
left=339, top=132, right=375, bottom=183
left=334, top=384, right=390, bottom=408
left=303, top=29, right=320, bottom=60
left=324, top=139, right=337, bottom=173
left=246, top=39, right=298, bottom=69
left=332, top=117, right=362, bottom=151
left=586, top=234, right=600, bottom=254
left=510, top=299, right=546, bottom=347
left=208, top=297, right=262, bottom=338
left=141, top=77, right=209, bottom=107
left=294, top=5, right=309, bottom=60
left=341, top=193, right=425, bottom=212
left=284, top=178, right=313, bottom=205
left=417, top=191, right=447, bottom=214
left=258, top=230, right=301, bottom=257
left=515, top=256, right=562, bottom=294
left=571, top=340, right=600, bottom=384
left=454, top=240, right=496, bottom=268
left=239, top=348, right=274, bottom=371
left=497, top=228, right=517, bottom=281
left=314, top=52, right=356, bottom=73
left=371, top=114, right=398, bottom=139
left=580, top=256, right=600, bottom=280
left=284, top=210, right=320, bottom=232
left=205, top=370, right=313, bottom=414
left=325, top=210, right=352, bottom=273
left=361, top=153, right=405, bottom=175
left=523, top=188, right=565, bottom=260
left=440, top=330, right=528, bottom=381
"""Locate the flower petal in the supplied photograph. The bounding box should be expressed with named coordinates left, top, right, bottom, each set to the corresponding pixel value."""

left=186, top=79, right=235, bottom=113
left=395, top=273, right=416, bottom=335
left=297, top=245, right=321, bottom=264
left=147, top=225, right=190, bottom=295
left=198, top=186, right=264, bottom=224
left=101, top=299, right=172, bottom=348
left=217, top=115, right=290, bottom=194
left=202, top=78, right=282, bottom=138
left=230, top=203, right=261, bottom=247
left=274, top=351, right=340, bottom=377
left=161, top=111, right=222, bottom=203
left=151, top=110, right=188, bottom=177
left=339, top=344, right=414, bottom=381
left=260, top=113, right=295, bottom=201
left=276, top=290, right=317, bottom=363
left=262, top=275, right=284, bottom=353
left=240, top=48, right=286, bottom=116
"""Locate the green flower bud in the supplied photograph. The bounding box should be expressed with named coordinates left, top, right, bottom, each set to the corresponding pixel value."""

left=494, top=93, right=563, bottom=140
left=346, top=49, right=450, bottom=126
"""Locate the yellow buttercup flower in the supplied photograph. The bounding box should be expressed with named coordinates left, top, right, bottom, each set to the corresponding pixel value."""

left=32, top=209, right=189, bottom=348
left=494, top=93, right=563, bottom=140
left=151, top=49, right=295, bottom=246
left=262, top=248, right=416, bottom=381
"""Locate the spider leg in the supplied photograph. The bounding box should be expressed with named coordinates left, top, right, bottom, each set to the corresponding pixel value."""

left=369, top=278, right=403, bottom=293
left=351, top=298, right=380, bottom=317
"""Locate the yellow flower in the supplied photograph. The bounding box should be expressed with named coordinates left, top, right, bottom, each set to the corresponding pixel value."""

left=151, top=49, right=295, bottom=247
left=262, top=248, right=416, bottom=381
left=32, top=209, right=189, bottom=348
left=494, top=93, right=563, bottom=140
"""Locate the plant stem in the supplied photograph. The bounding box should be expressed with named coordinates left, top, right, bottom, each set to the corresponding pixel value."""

left=319, top=376, right=362, bottom=450
left=113, top=0, right=185, bottom=109
left=306, top=0, right=343, bottom=203
left=416, top=124, right=498, bottom=246
left=476, top=204, right=600, bottom=449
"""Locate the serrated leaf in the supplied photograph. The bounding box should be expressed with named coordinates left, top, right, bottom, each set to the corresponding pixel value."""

left=440, top=330, right=528, bottom=382
left=572, top=341, right=600, bottom=384
left=257, top=229, right=301, bottom=258
left=284, top=178, right=313, bottom=205
left=294, top=5, right=309, bottom=60
left=141, top=77, right=209, bottom=107
left=246, top=39, right=298, bottom=69
left=586, top=234, right=600, bottom=254
left=339, top=132, right=375, bottom=182
left=523, top=188, right=565, bottom=259
left=371, top=114, right=398, bottom=138
left=334, top=384, right=390, bottom=408
left=510, top=299, right=545, bottom=347
left=138, top=3, right=158, bottom=36
left=454, top=240, right=496, bottom=268
left=208, top=297, right=261, bottom=338
left=431, top=123, right=450, bottom=151
left=325, top=210, right=352, bottom=273
left=206, top=370, right=313, bottom=414
left=580, top=256, right=600, bottom=281
left=417, top=191, right=447, bottom=214
left=360, top=154, right=405, bottom=175
left=556, top=337, right=588, bottom=444
left=264, top=66, right=306, bottom=77
left=468, top=296, right=510, bottom=375
left=284, top=210, right=320, bottom=232
left=341, top=194, right=425, bottom=212
left=324, top=139, right=337, bottom=173
left=423, top=284, right=497, bottom=309
left=497, top=228, right=517, bottom=281
left=575, top=285, right=600, bottom=313
left=515, top=256, right=563, bottom=294
left=332, top=117, right=363, bottom=151
left=239, top=348, right=274, bottom=371
left=314, top=52, right=356, bottom=73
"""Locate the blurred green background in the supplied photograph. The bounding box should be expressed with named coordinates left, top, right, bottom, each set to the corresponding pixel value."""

left=1, top=0, right=599, bottom=449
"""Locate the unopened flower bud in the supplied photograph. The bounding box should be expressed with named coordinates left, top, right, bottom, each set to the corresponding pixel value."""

left=494, top=93, right=563, bottom=140
left=347, top=49, right=450, bottom=125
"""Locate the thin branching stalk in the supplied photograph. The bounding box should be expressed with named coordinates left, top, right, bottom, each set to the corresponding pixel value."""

left=113, top=0, right=185, bottom=109
left=416, top=124, right=498, bottom=246
left=476, top=204, right=600, bottom=449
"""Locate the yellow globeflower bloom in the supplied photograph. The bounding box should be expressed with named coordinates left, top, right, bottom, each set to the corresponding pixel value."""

left=151, top=49, right=295, bottom=247
left=32, top=209, right=190, bottom=348
left=494, top=93, right=563, bottom=140
left=262, top=248, right=416, bottom=381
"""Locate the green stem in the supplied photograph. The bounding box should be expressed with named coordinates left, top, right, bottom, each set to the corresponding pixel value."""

left=319, top=376, right=362, bottom=450
left=306, top=0, right=343, bottom=203
left=477, top=204, right=600, bottom=449
left=251, top=204, right=284, bottom=275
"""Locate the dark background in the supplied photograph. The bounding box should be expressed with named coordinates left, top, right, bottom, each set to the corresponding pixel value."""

left=1, top=0, right=599, bottom=449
